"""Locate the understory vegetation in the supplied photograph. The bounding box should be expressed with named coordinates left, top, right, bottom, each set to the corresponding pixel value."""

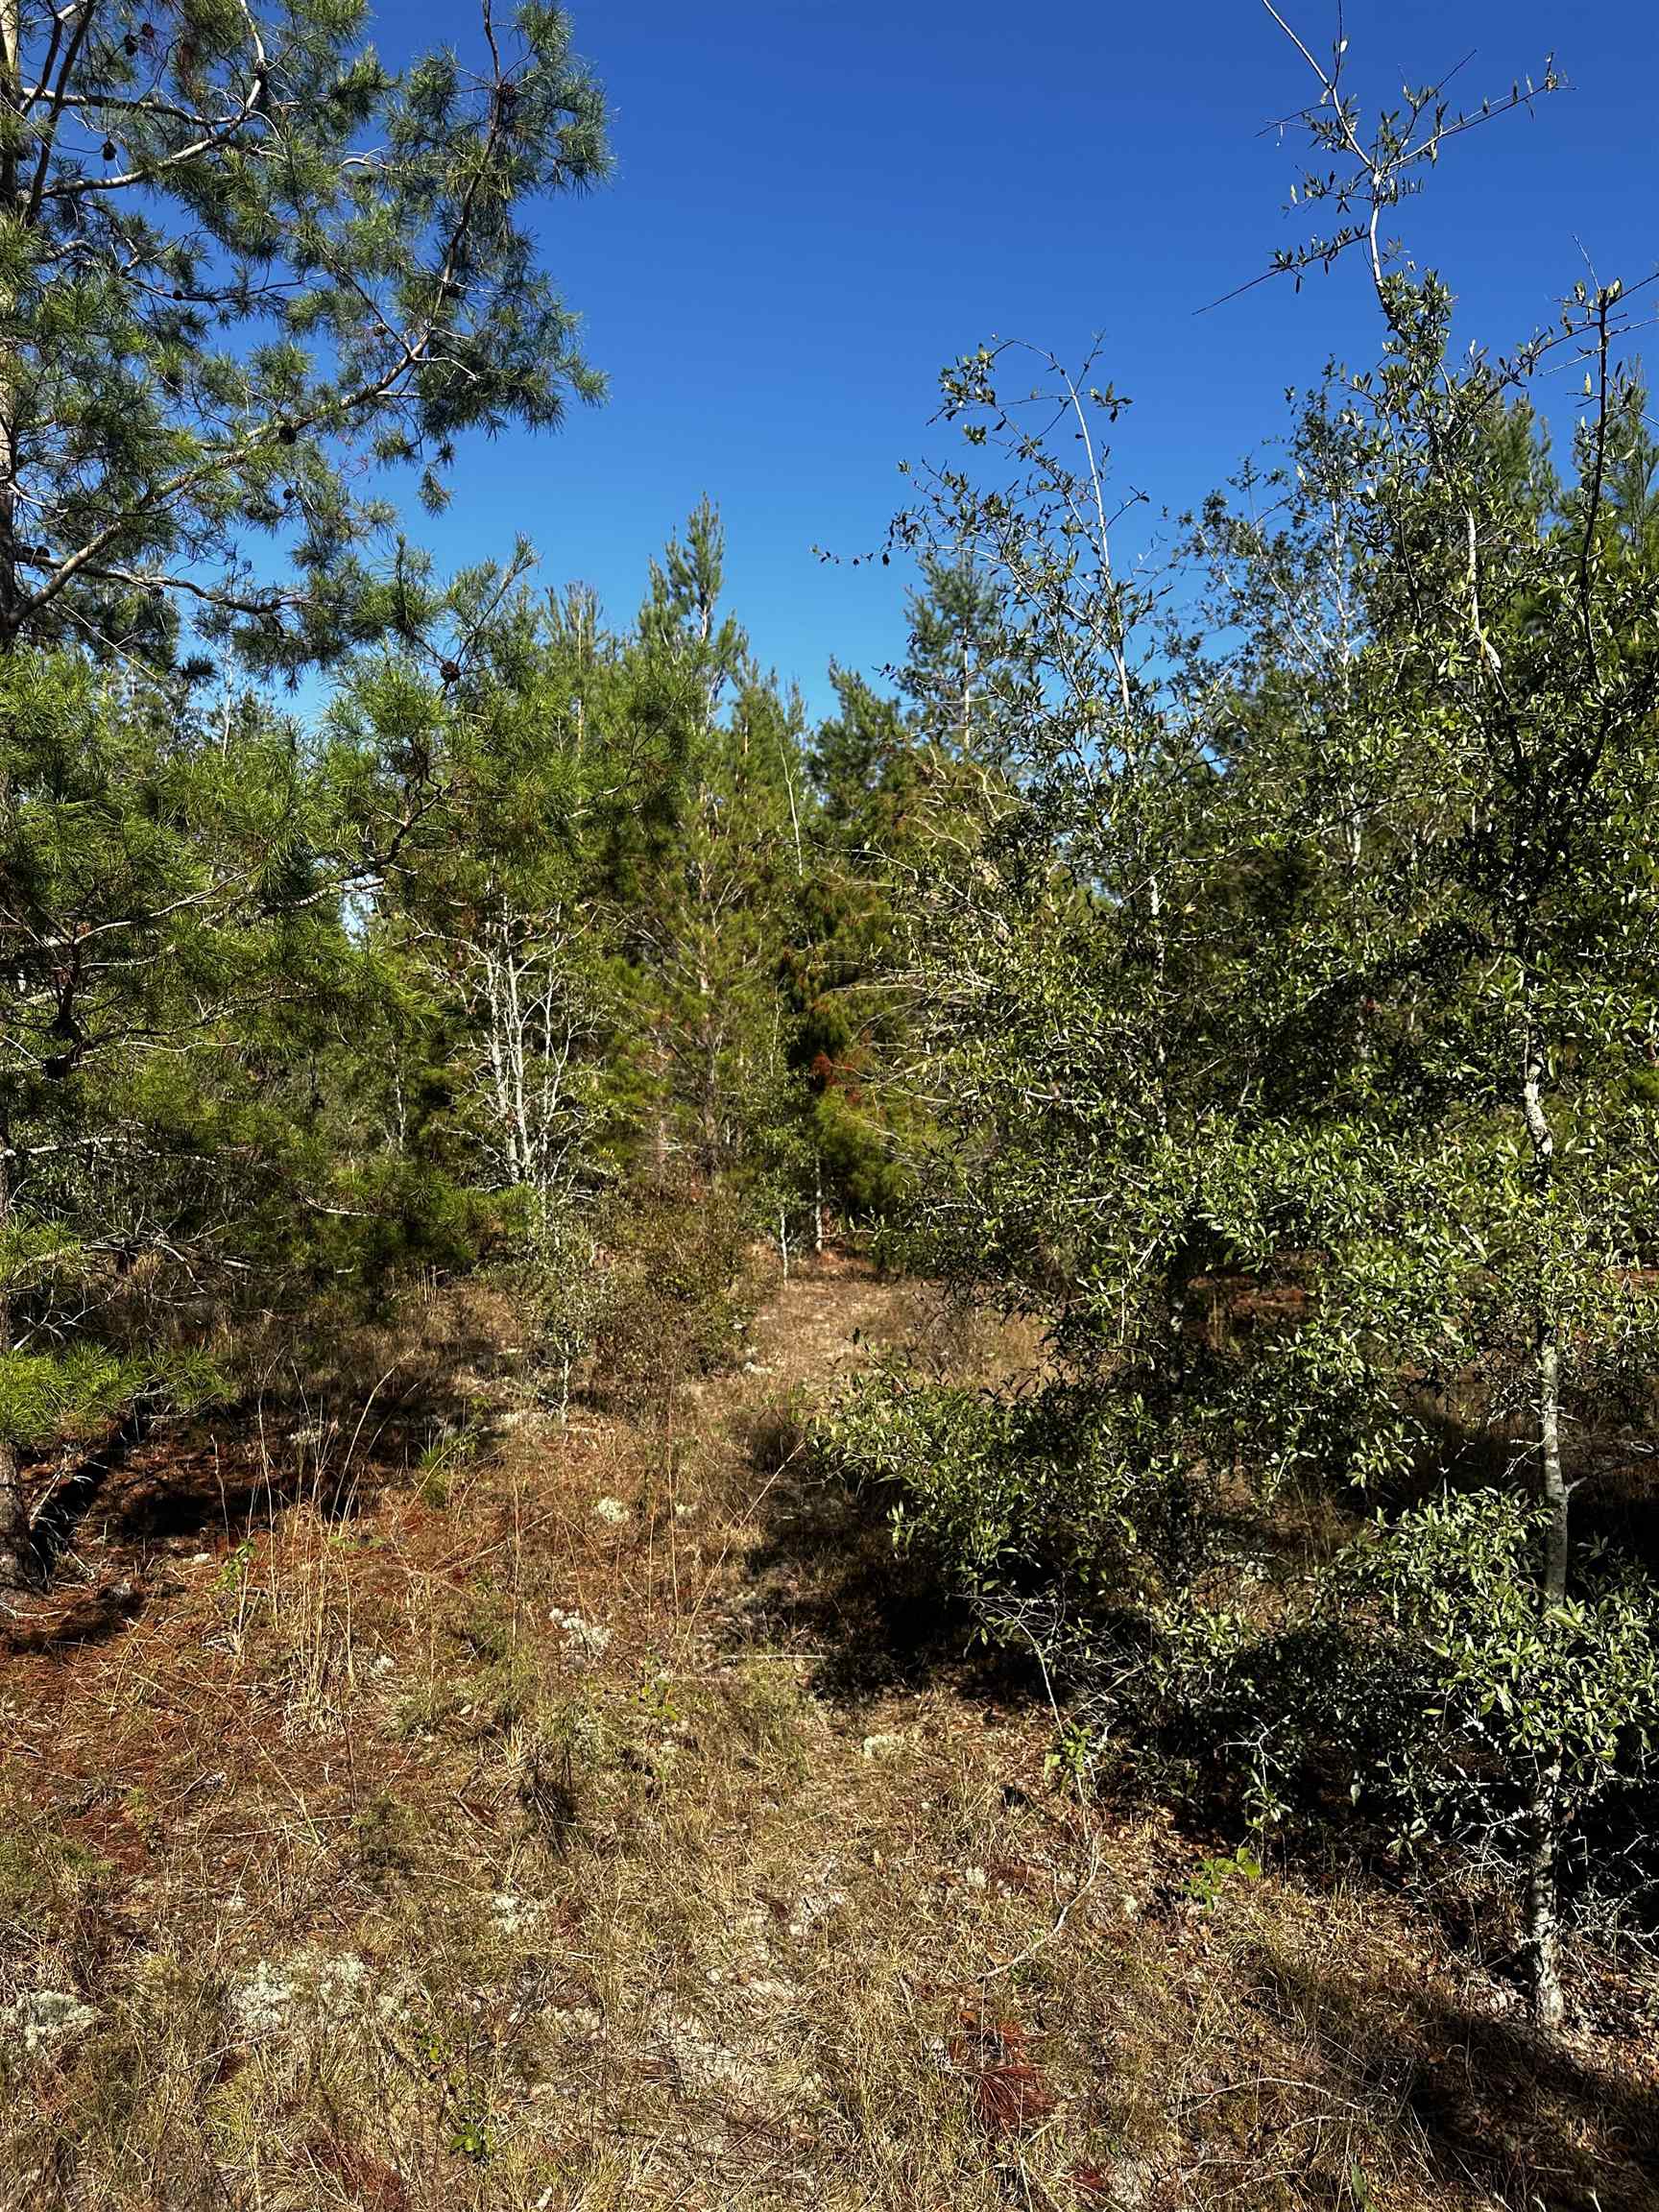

left=1, top=3, right=1657, bottom=2206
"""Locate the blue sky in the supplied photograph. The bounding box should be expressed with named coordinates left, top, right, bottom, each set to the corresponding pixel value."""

left=392, top=0, right=1659, bottom=719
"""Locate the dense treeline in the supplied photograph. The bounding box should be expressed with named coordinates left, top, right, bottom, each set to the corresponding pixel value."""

left=1, top=503, right=982, bottom=1487
left=3, top=0, right=1656, bottom=2055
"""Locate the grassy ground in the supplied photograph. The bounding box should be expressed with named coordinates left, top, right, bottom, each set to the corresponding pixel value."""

left=0, top=1255, right=1654, bottom=2210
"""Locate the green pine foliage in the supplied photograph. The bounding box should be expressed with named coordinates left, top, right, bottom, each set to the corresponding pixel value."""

left=0, top=0, right=609, bottom=668
left=0, top=2, right=618, bottom=1578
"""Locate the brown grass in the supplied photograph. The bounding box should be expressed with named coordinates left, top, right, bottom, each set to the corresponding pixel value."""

left=0, top=1254, right=1653, bottom=2209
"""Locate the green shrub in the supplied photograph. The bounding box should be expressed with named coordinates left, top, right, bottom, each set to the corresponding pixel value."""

left=816, top=1366, right=1205, bottom=1667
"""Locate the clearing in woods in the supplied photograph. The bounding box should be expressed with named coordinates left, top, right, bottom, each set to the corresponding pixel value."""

left=0, top=1256, right=1654, bottom=2209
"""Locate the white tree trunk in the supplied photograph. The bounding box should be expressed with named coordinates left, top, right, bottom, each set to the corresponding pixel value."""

left=1521, top=1013, right=1567, bottom=2031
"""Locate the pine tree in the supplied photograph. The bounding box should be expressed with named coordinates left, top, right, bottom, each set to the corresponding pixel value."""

left=0, top=2, right=612, bottom=1584
left=0, top=654, right=356, bottom=1577
left=0, top=0, right=608, bottom=668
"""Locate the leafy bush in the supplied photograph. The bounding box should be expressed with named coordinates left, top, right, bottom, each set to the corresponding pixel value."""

left=1334, top=1489, right=1659, bottom=1869
left=816, top=1367, right=1206, bottom=1669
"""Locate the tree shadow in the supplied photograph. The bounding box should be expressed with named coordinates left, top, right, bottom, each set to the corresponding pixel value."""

left=1, top=1574, right=146, bottom=1656
left=15, top=1271, right=528, bottom=1597
left=727, top=1404, right=1033, bottom=1708
left=19, top=1376, right=493, bottom=1618
left=1399, top=1387, right=1659, bottom=1567
left=24, top=1408, right=152, bottom=1583
left=1238, top=1937, right=1659, bottom=2209
left=23, top=1418, right=395, bottom=1577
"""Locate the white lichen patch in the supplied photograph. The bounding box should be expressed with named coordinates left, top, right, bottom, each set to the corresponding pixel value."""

left=785, top=1882, right=848, bottom=1943
left=229, top=1958, right=299, bottom=2041
left=659, top=2008, right=752, bottom=2097
left=6, top=1988, right=99, bottom=2057
left=228, top=1947, right=393, bottom=2044
left=490, top=1889, right=545, bottom=1936
left=547, top=1606, right=612, bottom=1664
left=859, top=1731, right=907, bottom=1761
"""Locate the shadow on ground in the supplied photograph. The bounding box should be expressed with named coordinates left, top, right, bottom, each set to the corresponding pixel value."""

left=1237, top=1938, right=1659, bottom=2209
left=728, top=1402, right=1032, bottom=1708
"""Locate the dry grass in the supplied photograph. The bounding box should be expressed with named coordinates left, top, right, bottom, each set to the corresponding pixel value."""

left=0, top=1254, right=1654, bottom=2209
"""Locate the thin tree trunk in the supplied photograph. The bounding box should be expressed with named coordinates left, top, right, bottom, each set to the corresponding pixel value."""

left=0, top=1132, right=25, bottom=1590
left=0, top=0, right=28, bottom=1591
left=1524, top=1697, right=1566, bottom=2027
left=1521, top=1012, right=1567, bottom=2031
left=1535, top=1323, right=1569, bottom=1604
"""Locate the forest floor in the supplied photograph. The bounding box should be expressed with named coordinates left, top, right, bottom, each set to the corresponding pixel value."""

left=0, top=1254, right=1655, bottom=2211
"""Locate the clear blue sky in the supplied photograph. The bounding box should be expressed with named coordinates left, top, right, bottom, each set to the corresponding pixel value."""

left=391, top=0, right=1659, bottom=719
